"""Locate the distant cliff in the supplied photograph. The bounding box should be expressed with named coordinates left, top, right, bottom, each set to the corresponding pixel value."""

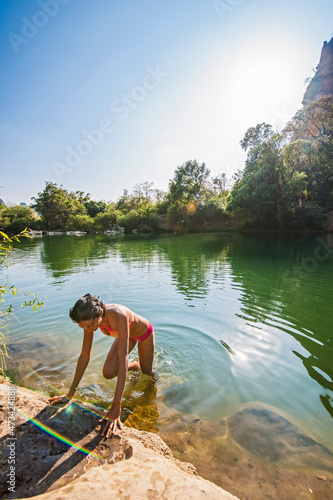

left=303, top=37, right=333, bottom=106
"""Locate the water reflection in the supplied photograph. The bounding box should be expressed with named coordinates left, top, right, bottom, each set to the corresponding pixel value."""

left=98, top=233, right=232, bottom=302
left=39, top=235, right=121, bottom=278
left=34, top=233, right=233, bottom=301
left=158, top=235, right=230, bottom=301
left=293, top=350, right=333, bottom=417
left=227, top=234, right=333, bottom=418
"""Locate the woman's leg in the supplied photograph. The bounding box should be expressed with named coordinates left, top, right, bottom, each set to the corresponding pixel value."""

left=137, top=331, right=155, bottom=375
left=103, top=338, right=138, bottom=379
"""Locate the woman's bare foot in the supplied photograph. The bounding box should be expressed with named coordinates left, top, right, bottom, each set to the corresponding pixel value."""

left=129, top=361, right=140, bottom=386
left=150, top=369, right=159, bottom=384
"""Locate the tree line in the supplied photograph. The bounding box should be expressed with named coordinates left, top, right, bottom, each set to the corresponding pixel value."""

left=0, top=162, right=229, bottom=233
left=230, top=96, right=333, bottom=229
left=1, top=96, right=332, bottom=234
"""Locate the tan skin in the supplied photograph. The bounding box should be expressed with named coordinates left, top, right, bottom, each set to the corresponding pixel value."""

left=48, top=304, right=155, bottom=438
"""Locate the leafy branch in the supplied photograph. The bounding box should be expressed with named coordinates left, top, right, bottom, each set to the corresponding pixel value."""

left=0, top=229, right=45, bottom=376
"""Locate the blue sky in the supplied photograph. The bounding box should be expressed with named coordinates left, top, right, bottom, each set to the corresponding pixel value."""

left=1, top=0, right=332, bottom=204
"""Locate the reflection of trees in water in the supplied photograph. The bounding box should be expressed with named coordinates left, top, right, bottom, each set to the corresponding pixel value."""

left=115, top=234, right=166, bottom=271
left=39, top=235, right=121, bottom=278
left=228, top=234, right=333, bottom=418
left=109, top=233, right=233, bottom=302
left=28, top=233, right=234, bottom=300
left=293, top=349, right=333, bottom=416
left=157, top=235, right=231, bottom=301
left=115, top=234, right=232, bottom=301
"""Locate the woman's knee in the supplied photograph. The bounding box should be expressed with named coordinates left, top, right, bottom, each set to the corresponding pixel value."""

left=103, top=366, right=117, bottom=379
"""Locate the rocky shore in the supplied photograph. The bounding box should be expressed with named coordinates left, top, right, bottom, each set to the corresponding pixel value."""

left=0, top=381, right=238, bottom=500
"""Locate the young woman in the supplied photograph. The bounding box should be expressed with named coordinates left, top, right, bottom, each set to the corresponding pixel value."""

left=48, top=294, right=155, bottom=438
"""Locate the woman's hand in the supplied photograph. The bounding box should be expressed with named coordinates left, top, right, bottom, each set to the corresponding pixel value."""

left=48, top=393, right=72, bottom=405
left=99, top=405, right=122, bottom=438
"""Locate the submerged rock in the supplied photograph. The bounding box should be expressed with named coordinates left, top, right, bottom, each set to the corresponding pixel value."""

left=157, top=402, right=333, bottom=500
left=228, top=406, right=333, bottom=470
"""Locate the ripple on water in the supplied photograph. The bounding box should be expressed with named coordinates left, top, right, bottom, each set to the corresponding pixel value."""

left=157, top=324, right=235, bottom=417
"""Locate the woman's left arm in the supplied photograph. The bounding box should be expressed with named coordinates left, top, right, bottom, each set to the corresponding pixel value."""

left=102, top=312, right=129, bottom=437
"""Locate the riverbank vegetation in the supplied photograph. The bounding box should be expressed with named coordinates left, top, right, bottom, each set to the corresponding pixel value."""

left=0, top=230, right=44, bottom=375
left=1, top=97, right=332, bottom=234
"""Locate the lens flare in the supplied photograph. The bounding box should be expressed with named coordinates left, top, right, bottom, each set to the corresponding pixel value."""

left=184, top=202, right=197, bottom=215
left=65, top=403, right=74, bottom=415
left=15, top=406, right=105, bottom=460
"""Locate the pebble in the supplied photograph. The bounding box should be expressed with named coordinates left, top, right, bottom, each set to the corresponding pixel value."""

left=316, top=475, right=327, bottom=481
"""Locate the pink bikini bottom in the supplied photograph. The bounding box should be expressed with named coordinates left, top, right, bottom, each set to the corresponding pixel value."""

left=131, top=322, right=154, bottom=342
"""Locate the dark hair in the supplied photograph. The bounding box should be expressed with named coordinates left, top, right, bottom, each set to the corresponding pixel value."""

left=69, top=294, right=105, bottom=323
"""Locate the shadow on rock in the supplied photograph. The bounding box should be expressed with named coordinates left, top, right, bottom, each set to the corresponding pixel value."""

left=0, top=391, right=133, bottom=499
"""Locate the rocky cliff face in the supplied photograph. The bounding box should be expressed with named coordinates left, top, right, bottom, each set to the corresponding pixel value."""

left=303, top=37, right=333, bottom=106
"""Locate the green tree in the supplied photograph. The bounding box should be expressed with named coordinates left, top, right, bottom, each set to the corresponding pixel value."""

left=74, top=191, right=91, bottom=205
left=137, top=201, right=158, bottom=231
left=84, top=200, right=108, bottom=218
left=94, top=207, right=121, bottom=232
left=115, top=189, right=138, bottom=213
left=239, top=122, right=274, bottom=151
left=118, top=202, right=158, bottom=233
left=32, top=182, right=86, bottom=229
left=166, top=160, right=211, bottom=229
left=168, top=160, right=210, bottom=203
left=285, top=96, right=333, bottom=144
left=0, top=205, right=40, bottom=233
left=285, top=97, right=333, bottom=210
left=199, top=195, right=227, bottom=217
left=69, top=214, right=94, bottom=232
left=155, top=189, right=169, bottom=214
left=229, top=124, right=306, bottom=229
left=166, top=200, right=188, bottom=229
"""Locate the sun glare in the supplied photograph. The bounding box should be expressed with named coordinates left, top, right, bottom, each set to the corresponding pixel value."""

left=147, top=33, right=313, bottom=186
left=224, top=35, right=307, bottom=127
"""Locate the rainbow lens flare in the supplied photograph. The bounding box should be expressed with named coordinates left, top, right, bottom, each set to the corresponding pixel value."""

left=16, top=366, right=113, bottom=460
left=15, top=406, right=105, bottom=460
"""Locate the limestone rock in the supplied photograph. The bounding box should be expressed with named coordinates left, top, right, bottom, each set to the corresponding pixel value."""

left=303, top=37, right=333, bottom=106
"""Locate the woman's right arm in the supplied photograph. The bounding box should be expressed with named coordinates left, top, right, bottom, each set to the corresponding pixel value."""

left=48, top=329, right=94, bottom=404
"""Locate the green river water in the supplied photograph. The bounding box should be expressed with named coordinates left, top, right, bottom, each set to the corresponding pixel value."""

left=3, top=232, right=333, bottom=498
